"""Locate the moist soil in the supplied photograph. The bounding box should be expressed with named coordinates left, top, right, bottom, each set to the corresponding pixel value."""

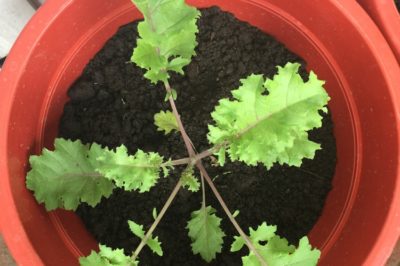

left=396, top=0, right=400, bottom=12
left=59, top=7, right=336, bottom=266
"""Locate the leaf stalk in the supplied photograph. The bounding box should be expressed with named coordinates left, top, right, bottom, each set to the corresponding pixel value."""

left=163, top=81, right=268, bottom=266
left=195, top=162, right=268, bottom=266
left=164, top=80, right=196, bottom=158
left=131, top=180, right=182, bottom=260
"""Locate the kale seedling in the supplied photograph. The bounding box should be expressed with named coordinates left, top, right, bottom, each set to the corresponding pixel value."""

left=26, top=0, right=329, bottom=265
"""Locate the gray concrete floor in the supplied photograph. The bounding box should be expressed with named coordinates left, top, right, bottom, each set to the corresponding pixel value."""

left=387, top=239, right=400, bottom=266
left=0, top=235, right=15, bottom=266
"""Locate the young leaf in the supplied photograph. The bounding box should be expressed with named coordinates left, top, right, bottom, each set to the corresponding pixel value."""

left=79, top=244, right=137, bottom=266
left=215, top=147, right=226, bottom=166
left=26, top=138, right=114, bottom=211
left=131, top=0, right=200, bottom=83
left=128, top=220, right=163, bottom=256
left=208, top=62, right=330, bottom=169
left=154, top=110, right=179, bottom=134
left=180, top=166, right=200, bottom=192
left=96, top=145, right=171, bottom=192
left=161, top=158, right=173, bottom=177
left=164, top=88, right=178, bottom=101
left=187, top=205, right=225, bottom=262
left=231, top=222, right=320, bottom=266
left=152, top=208, right=158, bottom=220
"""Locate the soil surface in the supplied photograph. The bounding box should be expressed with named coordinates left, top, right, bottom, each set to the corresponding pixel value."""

left=60, top=7, right=336, bottom=266
left=396, top=0, right=400, bottom=11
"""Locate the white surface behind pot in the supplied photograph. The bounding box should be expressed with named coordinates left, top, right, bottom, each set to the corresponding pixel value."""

left=0, top=0, right=36, bottom=58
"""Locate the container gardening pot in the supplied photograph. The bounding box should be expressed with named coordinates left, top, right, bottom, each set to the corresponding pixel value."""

left=357, top=0, right=400, bottom=64
left=1, top=0, right=400, bottom=265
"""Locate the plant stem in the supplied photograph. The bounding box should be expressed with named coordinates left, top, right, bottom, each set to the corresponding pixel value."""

left=194, top=141, right=228, bottom=161
left=164, top=158, right=192, bottom=167
left=196, top=162, right=268, bottom=266
left=163, top=81, right=267, bottom=266
left=164, top=80, right=196, bottom=158
left=131, top=180, right=182, bottom=261
left=167, top=141, right=228, bottom=167
left=200, top=172, right=206, bottom=209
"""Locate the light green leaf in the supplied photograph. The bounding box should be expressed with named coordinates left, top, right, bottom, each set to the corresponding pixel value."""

left=131, top=39, right=166, bottom=70
left=26, top=138, right=114, bottom=211
left=79, top=244, right=137, bottom=266
left=208, top=62, right=330, bottom=169
left=187, top=205, right=225, bottom=262
left=180, top=166, right=200, bottom=192
left=161, top=26, right=198, bottom=58
left=232, top=210, right=240, bottom=218
left=231, top=235, right=246, bottom=253
left=96, top=146, right=171, bottom=192
left=154, top=110, right=179, bottom=134
left=231, top=222, right=320, bottom=266
left=280, top=237, right=320, bottom=266
left=128, top=220, right=163, bottom=256
left=171, top=89, right=178, bottom=100
left=215, top=147, right=226, bottom=166
left=152, top=208, right=158, bottom=220
left=167, top=57, right=191, bottom=74
left=143, top=68, right=169, bottom=84
left=164, top=89, right=177, bottom=101
left=161, top=158, right=173, bottom=177
left=131, top=0, right=200, bottom=83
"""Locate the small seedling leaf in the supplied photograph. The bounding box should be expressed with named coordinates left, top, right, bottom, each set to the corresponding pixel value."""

left=154, top=110, right=179, bottom=135
left=128, top=220, right=163, bottom=256
left=187, top=205, right=225, bottom=262
left=230, top=236, right=246, bottom=253
left=171, top=89, right=177, bottom=100
left=180, top=166, right=200, bottom=192
left=164, top=89, right=178, bottom=102
left=168, top=57, right=191, bottom=75
left=215, top=147, right=226, bottom=166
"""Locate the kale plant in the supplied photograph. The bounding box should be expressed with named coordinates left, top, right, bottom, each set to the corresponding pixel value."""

left=26, top=0, right=329, bottom=265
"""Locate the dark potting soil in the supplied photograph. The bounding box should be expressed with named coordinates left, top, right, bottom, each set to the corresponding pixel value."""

left=396, top=0, right=400, bottom=12
left=59, top=7, right=336, bottom=266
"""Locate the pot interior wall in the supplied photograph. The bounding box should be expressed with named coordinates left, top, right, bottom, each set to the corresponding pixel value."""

left=2, top=0, right=399, bottom=265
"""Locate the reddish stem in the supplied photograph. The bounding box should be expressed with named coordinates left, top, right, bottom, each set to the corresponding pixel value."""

left=195, top=162, right=267, bottom=266
left=131, top=180, right=182, bottom=260
left=164, top=80, right=196, bottom=158
left=163, top=83, right=267, bottom=266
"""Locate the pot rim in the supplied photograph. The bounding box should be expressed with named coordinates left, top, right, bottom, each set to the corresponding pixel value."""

left=357, top=0, right=400, bottom=64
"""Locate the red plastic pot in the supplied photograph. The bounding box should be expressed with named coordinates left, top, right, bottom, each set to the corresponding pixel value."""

left=357, top=0, right=400, bottom=64
left=1, top=0, right=400, bottom=265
